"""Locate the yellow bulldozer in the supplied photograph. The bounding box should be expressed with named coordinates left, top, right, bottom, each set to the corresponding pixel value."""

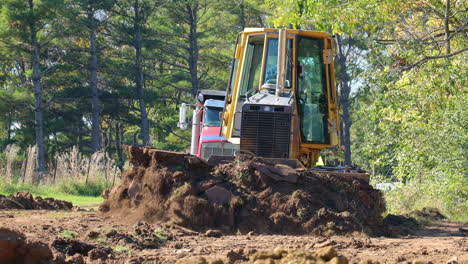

left=220, top=28, right=338, bottom=168
left=177, top=28, right=366, bottom=179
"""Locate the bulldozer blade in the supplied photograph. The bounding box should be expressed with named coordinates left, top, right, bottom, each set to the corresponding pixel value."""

left=310, top=170, right=370, bottom=183
left=123, top=145, right=192, bottom=168
left=207, top=155, right=304, bottom=169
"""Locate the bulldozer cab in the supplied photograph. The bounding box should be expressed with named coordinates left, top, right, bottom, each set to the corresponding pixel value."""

left=220, top=28, right=340, bottom=168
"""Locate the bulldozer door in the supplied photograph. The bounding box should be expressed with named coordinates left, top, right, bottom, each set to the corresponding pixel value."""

left=296, top=37, right=329, bottom=144
left=233, top=35, right=265, bottom=137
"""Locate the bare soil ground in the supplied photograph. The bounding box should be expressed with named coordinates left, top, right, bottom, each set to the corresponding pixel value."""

left=0, top=209, right=466, bottom=263
left=1, top=148, right=466, bottom=263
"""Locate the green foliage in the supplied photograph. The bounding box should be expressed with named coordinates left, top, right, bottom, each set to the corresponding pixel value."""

left=54, top=181, right=110, bottom=197
left=113, top=245, right=133, bottom=254
left=268, top=0, right=467, bottom=219
left=0, top=179, right=105, bottom=205
left=383, top=178, right=467, bottom=221
left=154, top=228, right=169, bottom=241
left=60, top=229, right=78, bottom=238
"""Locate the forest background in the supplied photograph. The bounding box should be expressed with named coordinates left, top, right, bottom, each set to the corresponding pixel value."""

left=0, top=0, right=466, bottom=218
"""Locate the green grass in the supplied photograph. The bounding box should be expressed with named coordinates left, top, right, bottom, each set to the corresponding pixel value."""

left=60, top=229, right=78, bottom=238
left=113, top=245, right=133, bottom=254
left=382, top=179, right=468, bottom=221
left=0, top=180, right=105, bottom=206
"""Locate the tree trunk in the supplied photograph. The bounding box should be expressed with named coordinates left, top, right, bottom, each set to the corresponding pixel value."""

left=239, top=0, right=246, bottom=30
left=445, top=0, right=451, bottom=54
left=88, top=7, right=101, bottom=153
left=335, top=35, right=352, bottom=166
left=187, top=4, right=199, bottom=97
left=29, top=0, right=45, bottom=181
left=78, top=123, right=83, bottom=152
left=134, top=0, right=150, bottom=146
left=116, top=122, right=123, bottom=168
left=7, top=111, right=12, bottom=142
left=107, top=124, right=113, bottom=158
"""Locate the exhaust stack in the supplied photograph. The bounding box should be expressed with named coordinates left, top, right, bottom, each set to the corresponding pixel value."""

left=190, top=106, right=201, bottom=155
left=275, top=29, right=287, bottom=97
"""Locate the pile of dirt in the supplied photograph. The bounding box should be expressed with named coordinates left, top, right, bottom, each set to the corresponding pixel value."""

left=0, top=227, right=113, bottom=264
left=0, top=192, right=73, bottom=210
left=406, top=207, right=447, bottom=220
left=382, top=207, right=447, bottom=236
left=382, top=214, right=419, bottom=236
left=100, top=146, right=386, bottom=235
left=0, top=227, right=54, bottom=264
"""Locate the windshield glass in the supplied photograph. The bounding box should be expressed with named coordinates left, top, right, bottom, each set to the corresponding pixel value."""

left=204, top=107, right=223, bottom=126
left=297, top=37, right=328, bottom=144
left=263, top=38, right=292, bottom=88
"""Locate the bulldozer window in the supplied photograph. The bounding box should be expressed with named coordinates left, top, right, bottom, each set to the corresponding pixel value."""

left=297, top=37, right=329, bottom=144
left=263, top=38, right=292, bottom=88
left=233, top=35, right=265, bottom=137
left=239, top=38, right=264, bottom=99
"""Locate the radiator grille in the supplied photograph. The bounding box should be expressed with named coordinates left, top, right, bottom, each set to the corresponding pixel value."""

left=240, top=109, right=291, bottom=158
left=201, top=142, right=238, bottom=159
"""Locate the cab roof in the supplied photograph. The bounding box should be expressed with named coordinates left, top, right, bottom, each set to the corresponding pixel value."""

left=204, top=99, right=224, bottom=108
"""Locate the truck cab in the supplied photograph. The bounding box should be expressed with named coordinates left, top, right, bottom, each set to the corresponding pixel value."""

left=179, top=90, right=237, bottom=159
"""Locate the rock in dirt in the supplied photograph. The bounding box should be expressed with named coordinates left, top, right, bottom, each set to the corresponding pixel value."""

left=0, top=192, right=73, bottom=210
left=204, top=229, right=223, bottom=238
left=447, top=256, right=458, bottom=264
left=87, top=230, right=100, bottom=239
left=51, top=238, right=96, bottom=256
left=226, top=248, right=248, bottom=262
left=315, top=246, right=337, bottom=261
left=66, top=254, right=85, bottom=264
left=205, top=186, right=232, bottom=205
left=100, top=147, right=386, bottom=235
left=54, top=253, right=66, bottom=264
left=88, top=247, right=112, bottom=261
left=176, top=256, right=224, bottom=264
left=0, top=227, right=53, bottom=264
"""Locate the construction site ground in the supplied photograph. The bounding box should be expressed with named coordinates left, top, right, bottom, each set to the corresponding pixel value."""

left=1, top=208, right=467, bottom=263
left=1, top=148, right=467, bottom=263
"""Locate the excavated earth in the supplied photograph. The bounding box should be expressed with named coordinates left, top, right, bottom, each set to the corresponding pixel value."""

left=0, top=146, right=467, bottom=263
left=0, top=192, right=73, bottom=210
left=0, top=204, right=467, bottom=263
left=99, top=146, right=386, bottom=236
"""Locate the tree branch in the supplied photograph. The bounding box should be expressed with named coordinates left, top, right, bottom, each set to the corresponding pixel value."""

left=402, top=47, right=468, bottom=71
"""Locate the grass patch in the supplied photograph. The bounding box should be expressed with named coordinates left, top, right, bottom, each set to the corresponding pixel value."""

left=60, top=229, right=78, bottom=238
left=113, top=245, right=133, bottom=254
left=381, top=178, right=468, bottom=221
left=0, top=180, right=105, bottom=206
left=154, top=228, right=169, bottom=241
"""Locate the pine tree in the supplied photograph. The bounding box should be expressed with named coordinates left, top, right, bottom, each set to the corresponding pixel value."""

left=0, top=0, right=65, bottom=181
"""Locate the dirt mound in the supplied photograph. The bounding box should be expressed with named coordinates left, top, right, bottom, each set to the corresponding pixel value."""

left=100, top=146, right=386, bottom=235
left=382, top=214, right=419, bottom=236
left=0, top=192, right=73, bottom=210
left=406, top=207, right=447, bottom=220
left=0, top=227, right=53, bottom=264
